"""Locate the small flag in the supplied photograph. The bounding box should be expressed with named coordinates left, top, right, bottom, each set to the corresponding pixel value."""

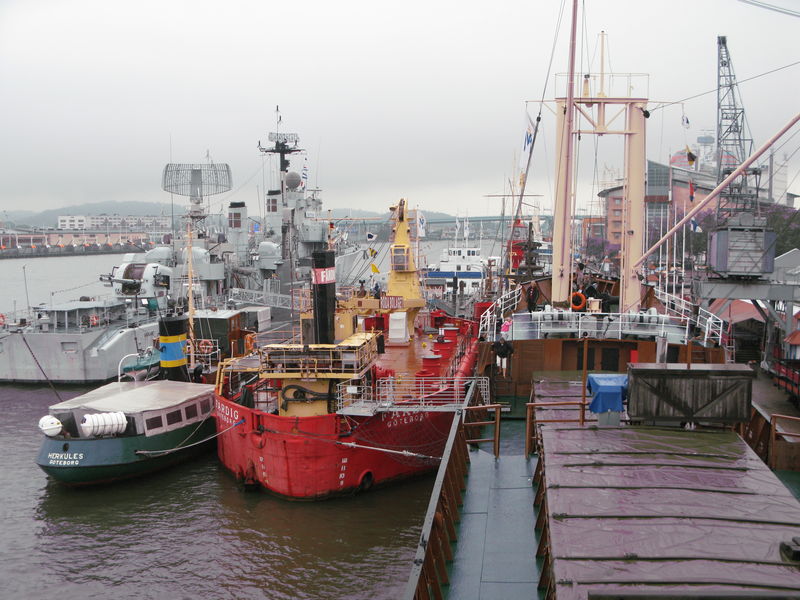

left=417, top=212, right=427, bottom=238
left=685, top=145, right=697, bottom=167
left=366, top=231, right=376, bottom=241
left=368, top=248, right=377, bottom=257
left=689, top=180, right=695, bottom=202
left=690, top=217, right=702, bottom=233
left=682, top=114, right=690, bottom=129
left=519, top=112, right=535, bottom=171
left=370, top=263, right=380, bottom=273
left=463, top=218, right=470, bottom=240
left=301, top=157, right=308, bottom=189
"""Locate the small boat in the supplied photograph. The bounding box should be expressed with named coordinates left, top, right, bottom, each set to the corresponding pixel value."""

left=36, top=380, right=216, bottom=485
left=35, top=312, right=217, bottom=486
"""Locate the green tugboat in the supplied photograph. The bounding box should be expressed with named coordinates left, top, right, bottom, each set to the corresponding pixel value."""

left=35, top=313, right=218, bottom=485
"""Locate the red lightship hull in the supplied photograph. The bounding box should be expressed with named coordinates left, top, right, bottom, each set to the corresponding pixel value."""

left=214, top=316, right=479, bottom=500
left=214, top=400, right=457, bottom=499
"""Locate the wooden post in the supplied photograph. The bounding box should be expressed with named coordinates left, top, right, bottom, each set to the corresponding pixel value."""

left=525, top=403, right=533, bottom=456
left=493, top=405, right=501, bottom=458
left=580, top=336, right=588, bottom=425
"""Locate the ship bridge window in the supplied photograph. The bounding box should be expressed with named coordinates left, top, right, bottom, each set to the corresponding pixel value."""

left=391, top=246, right=410, bottom=271
left=200, top=398, right=211, bottom=414
left=61, top=342, right=78, bottom=353
left=185, top=404, right=199, bottom=420
left=166, top=409, right=183, bottom=426
left=229, top=213, right=242, bottom=229
left=145, top=415, right=164, bottom=431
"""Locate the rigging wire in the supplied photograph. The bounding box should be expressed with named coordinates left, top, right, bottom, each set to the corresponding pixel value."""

left=650, top=60, right=800, bottom=114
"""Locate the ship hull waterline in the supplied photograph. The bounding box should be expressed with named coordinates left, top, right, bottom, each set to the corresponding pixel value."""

left=36, top=419, right=216, bottom=486
left=214, top=399, right=458, bottom=501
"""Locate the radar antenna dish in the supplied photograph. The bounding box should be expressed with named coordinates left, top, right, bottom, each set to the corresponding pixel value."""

left=162, top=163, right=233, bottom=219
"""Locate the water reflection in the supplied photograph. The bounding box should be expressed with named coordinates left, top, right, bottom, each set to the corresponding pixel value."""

left=34, top=452, right=433, bottom=599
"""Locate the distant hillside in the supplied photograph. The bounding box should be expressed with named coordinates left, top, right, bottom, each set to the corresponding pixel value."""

left=7, top=202, right=454, bottom=228
left=8, top=201, right=179, bottom=228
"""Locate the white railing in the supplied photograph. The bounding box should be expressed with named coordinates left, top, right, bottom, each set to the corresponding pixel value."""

left=654, top=287, right=723, bottom=345
left=511, top=310, right=691, bottom=343
left=336, top=376, right=490, bottom=414
left=479, top=286, right=521, bottom=341
left=187, top=338, right=221, bottom=366
left=227, top=286, right=303, bottom=310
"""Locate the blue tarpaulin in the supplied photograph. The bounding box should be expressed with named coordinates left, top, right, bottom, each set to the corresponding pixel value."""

left=587, top=374, right=627, bottom=413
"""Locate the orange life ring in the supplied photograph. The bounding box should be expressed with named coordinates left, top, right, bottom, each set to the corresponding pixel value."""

left=89, top=314, right=99, bottom=326
left=244, top=333, right=255, bottom=353
left=570, top=292, right=587, bottom=311
left=198, top=339, right=213, bottom=354
left=0, top=314, right=5, bottom=326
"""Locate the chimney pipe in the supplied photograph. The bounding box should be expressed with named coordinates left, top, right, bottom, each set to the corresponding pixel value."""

left=311, top=250, right=336, bottom=344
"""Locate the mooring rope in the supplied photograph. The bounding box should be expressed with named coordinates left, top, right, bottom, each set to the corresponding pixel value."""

left=135, top=418, right=245, bottom=457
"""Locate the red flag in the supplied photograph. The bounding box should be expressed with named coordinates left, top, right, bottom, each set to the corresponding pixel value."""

left=689, top=180, right=695, bottom=202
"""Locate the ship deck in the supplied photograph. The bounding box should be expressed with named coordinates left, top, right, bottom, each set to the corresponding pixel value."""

left=433, top=371, right=800, bottom=600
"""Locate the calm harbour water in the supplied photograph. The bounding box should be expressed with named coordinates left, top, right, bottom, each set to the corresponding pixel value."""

left=2, top=384, right=433, bottom=600
left=0, top=254, right=437, bottom=599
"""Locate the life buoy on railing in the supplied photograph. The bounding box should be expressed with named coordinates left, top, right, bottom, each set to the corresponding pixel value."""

left=0, top=314, right=5, bottom=327
left=89, top=314, right=99, bottom=326
left=570, top=292, right=587, bottom=311
left=244, top=333, right=255, bottom=354
left=198, top=339, right=213, bottom=355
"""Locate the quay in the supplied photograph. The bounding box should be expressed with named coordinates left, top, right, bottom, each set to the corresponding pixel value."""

left=0, top=244, right=147, bottom=259
left=405, top=369, right=800, bottom=599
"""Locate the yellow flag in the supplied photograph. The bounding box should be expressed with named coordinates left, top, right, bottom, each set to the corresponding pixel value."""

left=370, top=263, right=380, bottom=274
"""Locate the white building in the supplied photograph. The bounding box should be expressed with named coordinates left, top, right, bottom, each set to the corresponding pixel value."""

left=57, top=214, right=172, bottom=231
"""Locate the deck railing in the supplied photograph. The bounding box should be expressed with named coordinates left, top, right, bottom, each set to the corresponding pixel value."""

left=479, top=285, right=521, bottom=341
left=511, top=310, right=691, bottom=343
left=654, top=287, right=723, bottom=345
left=336, top=376, right=490, bottom=413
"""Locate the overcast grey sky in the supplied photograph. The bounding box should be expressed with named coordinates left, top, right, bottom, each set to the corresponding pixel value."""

left=1, top=0, right=798, bottom=219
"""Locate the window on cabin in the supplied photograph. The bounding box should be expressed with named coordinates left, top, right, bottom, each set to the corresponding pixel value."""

left=166, top=410, right=182, bottom=426
left=185, top=404, right=198, bottom=420
left=145, top=415, right=163, bottom=431
left=391, top=247, right=409, bottom=271
left=200, top=398, right=211, bottom=414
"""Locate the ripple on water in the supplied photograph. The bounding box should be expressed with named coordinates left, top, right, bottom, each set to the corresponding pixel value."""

left=6, top=388, right=433, bottom=600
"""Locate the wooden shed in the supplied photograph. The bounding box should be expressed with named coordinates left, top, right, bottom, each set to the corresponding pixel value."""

left=627, top=362, right=755, bottom=424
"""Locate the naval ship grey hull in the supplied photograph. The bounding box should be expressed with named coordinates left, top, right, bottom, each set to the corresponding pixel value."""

left=0, top=321, right=159, bottom=384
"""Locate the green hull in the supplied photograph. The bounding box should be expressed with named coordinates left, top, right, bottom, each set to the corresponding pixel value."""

left=36, top=419, right=216, bottom=485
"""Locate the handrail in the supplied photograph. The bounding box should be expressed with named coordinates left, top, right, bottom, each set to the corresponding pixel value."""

left=479, top=285, right=521, bottom=341
left=524, top=400, right=593, bottom=455
left=654, top=287, right=723, bottom=346
left=464, top=404, right=502, bottom=458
